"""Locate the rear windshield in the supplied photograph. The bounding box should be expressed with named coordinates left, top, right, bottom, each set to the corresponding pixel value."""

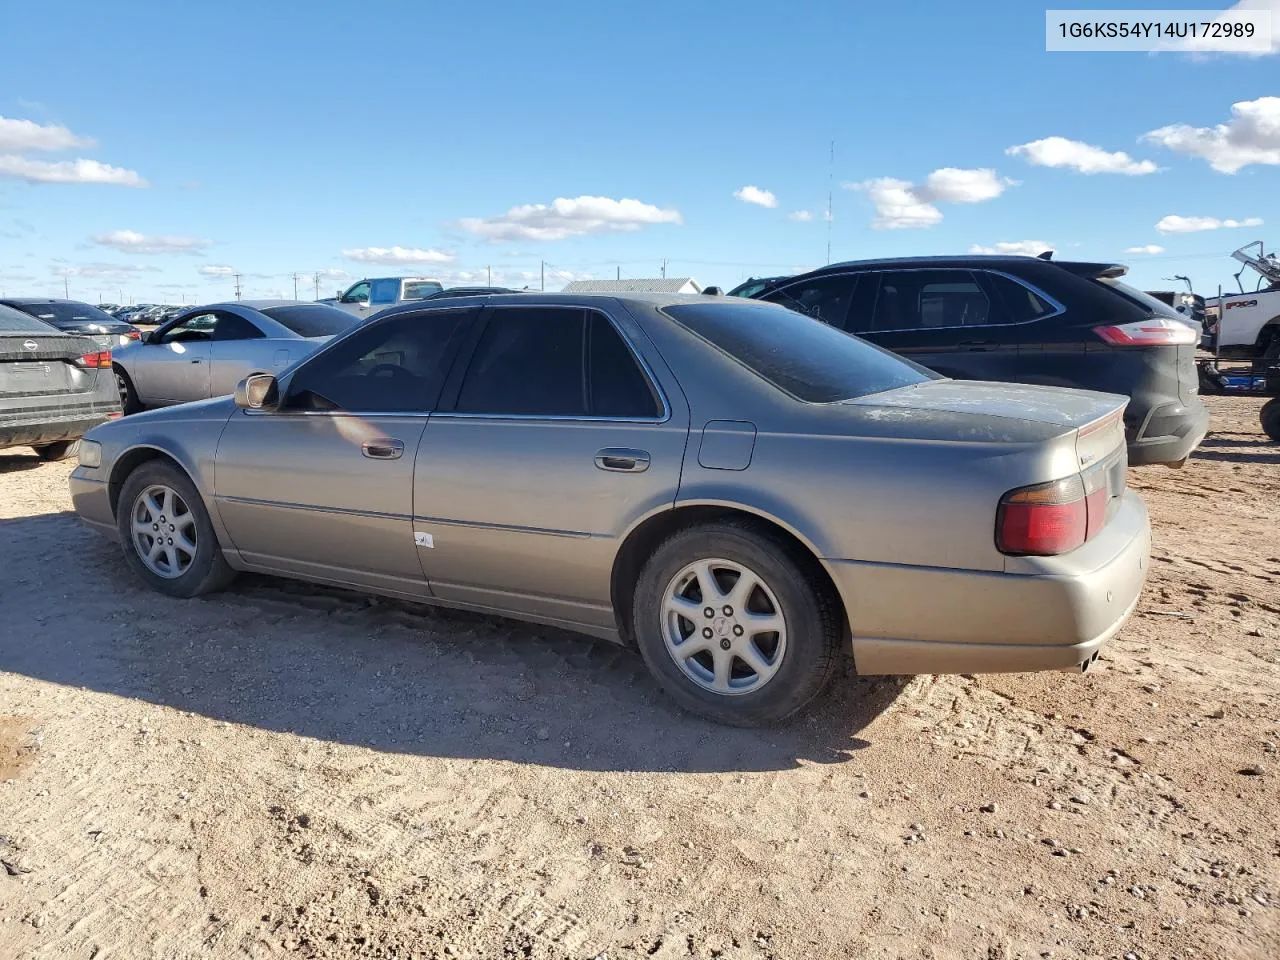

left=0, top=304, right=63, bottom=334
left=402, top=280, right=444, bottom=300
left=662, top=300, right=938, bottom=403
left=10, top=301, right=120, bottom=327
left=1096, top=279, right=1183, bottom=319
left=261, top=304, right=361, bottom=338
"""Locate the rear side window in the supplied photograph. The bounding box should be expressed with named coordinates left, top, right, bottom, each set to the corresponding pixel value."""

left=763, top=275, right=856, bottom=329
left=983, top=272, right=1057, bottom=323
left=874, top=271, right=991, bottom=330
left=369, top=278, right=401, bottom=305
left=453, top=308, right=660, bottom=418
left=284, top=309, right=473, bottom=412
left=211, top=313, right=265, bottom=341
left=261, top=304, right=359, bottom=338
left=402, top=280, right=443, bottom=300
left=662, top=300, right=937, bottom=403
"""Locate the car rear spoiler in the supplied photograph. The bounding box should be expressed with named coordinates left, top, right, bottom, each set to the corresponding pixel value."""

left=1053, top=261, right=1128, bottom=280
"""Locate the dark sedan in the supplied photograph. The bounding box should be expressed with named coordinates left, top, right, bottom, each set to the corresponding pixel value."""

left=1, top=298, right=141, bottom=352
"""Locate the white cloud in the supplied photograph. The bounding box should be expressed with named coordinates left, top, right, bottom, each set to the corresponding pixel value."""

left=314, top=267, right=349, bottom=280
left=0, top=116, right=93, bottom=153
left=0, top=156, right=146, bottom=187
left=50, top=261, right=161, bottom=280
left=1155, top=214, right=1264, bottom=233
left=1124, top=244, right=1166, bottom=255
left=1165, top=0, right=1280, bottom=55
left=90, top=229, right=211, bottom=255
left=1006, top=136, right=1158, bottom=175
left=198, top=264, right=236, bottom=277
left=341, top=246, right=454, bottom=265
left=1143, top=96, right=1280, bottom=174
left=922, top=167, right=1011, bottom=202
left=968, top=240, right=1054, bottom=256
left=733, top=185, right=778, bottom=208
left=788, top=210, right=813, bottom=222
left=459, top=195, right=682, bottom=242
left=846, top=168, right=1010, bottom=229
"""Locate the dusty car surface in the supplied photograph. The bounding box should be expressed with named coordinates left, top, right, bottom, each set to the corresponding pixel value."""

left=69, top=293, right=1150, bottom=724
left=110, top=300, right=359, bottom=412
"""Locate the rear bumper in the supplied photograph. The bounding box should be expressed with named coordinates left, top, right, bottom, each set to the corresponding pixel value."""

left=825, top=491, right=1150, bottom=675
left=1125, top=397, right=1209, bottom=466
left=0, top=414, right=110, bottom=451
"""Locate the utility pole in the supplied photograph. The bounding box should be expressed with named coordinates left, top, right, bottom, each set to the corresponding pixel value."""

left=616, top=266, right=620, bottom=280
left=233, top=273, right=243, bottom=301
left=826, top=139, right=835, bottom=265
left=64, top=276, right=69, bottom=298
left=487, top=265, right=491, bottom=286
left=540, top=260, right=544, bottom=292
left=291, top=272, right=300, bottom=299
left=313, top=272, right=321, bottom=300
left=660, top=258, right=667, bottom=279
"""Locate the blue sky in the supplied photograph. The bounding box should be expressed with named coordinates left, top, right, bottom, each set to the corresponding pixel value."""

left=0, top=0, right=1276, bottom=303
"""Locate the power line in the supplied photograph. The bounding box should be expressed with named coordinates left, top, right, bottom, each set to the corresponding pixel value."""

left=233, top=273, right=243, bottom=301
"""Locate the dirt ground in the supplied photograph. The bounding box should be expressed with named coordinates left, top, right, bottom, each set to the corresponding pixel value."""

left=1, top=395, right=1277, bottom=960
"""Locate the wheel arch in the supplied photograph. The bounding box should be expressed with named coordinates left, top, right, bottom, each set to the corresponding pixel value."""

left=107, top=445, right=199, bottom=519
left=609, top=501, right=846, bottom=647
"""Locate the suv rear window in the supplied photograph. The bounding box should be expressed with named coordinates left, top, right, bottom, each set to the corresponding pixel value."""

left=662, top=300, right=937, bottom=403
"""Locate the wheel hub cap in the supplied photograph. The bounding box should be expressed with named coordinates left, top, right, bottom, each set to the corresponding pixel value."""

left=130, top=484, right=197, bottom=579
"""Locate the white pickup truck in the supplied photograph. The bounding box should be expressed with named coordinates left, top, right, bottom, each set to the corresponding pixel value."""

left=1205, top=242, right=1280, bottom=359
left=321, top=276, right=444, bottom=319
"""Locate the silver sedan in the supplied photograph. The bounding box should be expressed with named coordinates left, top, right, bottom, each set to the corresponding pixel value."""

left=70, top=293, right=1150, bottom=725
left=110, top=300, right=359, bottom=412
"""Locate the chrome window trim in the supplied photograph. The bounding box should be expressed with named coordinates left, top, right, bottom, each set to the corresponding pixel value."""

left=774, top=268, right=1066, bottom=334
left=445, top=302, right=671, bottom=424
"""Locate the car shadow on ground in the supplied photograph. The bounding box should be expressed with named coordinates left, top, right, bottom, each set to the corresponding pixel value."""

left=1193, top=448, right=1280, bottom=465
left=0, top=511, right=905, bottom=774
left=0, top=451, right=46, bottom=475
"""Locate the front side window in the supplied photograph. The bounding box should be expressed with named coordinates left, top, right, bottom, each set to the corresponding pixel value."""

left=160, top=313, right=219, bottom=343
left=763, top=275, right=857, bottom=329
left=873, top=270, right=989, bottom=330
left=283, top=309, right=473, bottom=412
left=340, top=281, right=370, bottom=304
left=369, top=278, right=401, bottom=305
left=663, top=300, right=937, bottom=403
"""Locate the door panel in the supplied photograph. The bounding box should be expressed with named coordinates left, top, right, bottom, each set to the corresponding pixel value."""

left=214, top=411, right=429, bottom=596
left=413, top=416, right=687, bottom=628
left=138, top=340, right=211, bottom=404
left=208, top=338, right=299, bottom=399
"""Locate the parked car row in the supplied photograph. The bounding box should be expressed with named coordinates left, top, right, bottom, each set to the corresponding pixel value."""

left=67, top=289, right=1151, bottom=726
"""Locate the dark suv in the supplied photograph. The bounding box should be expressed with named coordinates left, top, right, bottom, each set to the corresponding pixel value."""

left=731, top=255, right=1208, bottom=466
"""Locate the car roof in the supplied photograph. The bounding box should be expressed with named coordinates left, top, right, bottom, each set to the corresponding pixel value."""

left=0, top=297, right=95, bottom=305
left=371, top=291, right=758, bottom=318
left=193, top=300, right=308, bottom=311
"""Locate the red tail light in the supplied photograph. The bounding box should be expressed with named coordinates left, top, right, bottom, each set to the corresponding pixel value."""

left=997, top=476, right=1087, bottom=556
left=1093, top=317, right=1199, bottom=347
left=126, top=329, right=141, bottom=341
left=75, top=350, right=113, bottom=368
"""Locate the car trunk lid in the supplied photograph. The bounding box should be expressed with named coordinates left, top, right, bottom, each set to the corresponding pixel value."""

left=0, top=332, right=102, bottom=400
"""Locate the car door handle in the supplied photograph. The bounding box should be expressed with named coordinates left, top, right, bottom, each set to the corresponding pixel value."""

left=594, top=448, right=650, bottom=472
left=361, top=438, right=405, bottom=460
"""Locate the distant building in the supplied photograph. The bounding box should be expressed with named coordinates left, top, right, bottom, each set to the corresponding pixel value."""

left=560, top=277, right=702, bottom=295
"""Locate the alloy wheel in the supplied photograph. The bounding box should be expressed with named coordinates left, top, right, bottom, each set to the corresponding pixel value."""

left=660, top=558, right=787, bottom=696
left=130, top=484, right=197, bottom=579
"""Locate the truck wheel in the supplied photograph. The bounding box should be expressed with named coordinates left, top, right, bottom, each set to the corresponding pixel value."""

left=34, top=440, right=79, bottom=461
left=1261, top=398, right=1280, bottom=443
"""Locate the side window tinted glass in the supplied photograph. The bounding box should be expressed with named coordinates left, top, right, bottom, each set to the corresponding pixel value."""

left=763, top=275, right=856, bottom=328
left=284, top=309, right=472, bottom=412
left=341, top=282, right=370, bottom=304
left=846, top=273, right=881, bottom=333
left=161, top=312, right=218, bottom=343
left=369, top=278, right=400, bottom=305
left=587, top=314, right=661, bottom=418
left=211, top=312, right=264, bottom=341
left=455, top=308, right=586, bottom=416
left=873, top=271, right=990, bottom=330
left=985, top=272, right=1055, bottom=323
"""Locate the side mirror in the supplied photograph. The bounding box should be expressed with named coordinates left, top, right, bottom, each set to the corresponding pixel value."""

left=234, top=373, right=280, bottom=411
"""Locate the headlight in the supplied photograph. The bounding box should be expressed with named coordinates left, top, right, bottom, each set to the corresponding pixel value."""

left=78, top=440, right=102, bottom=469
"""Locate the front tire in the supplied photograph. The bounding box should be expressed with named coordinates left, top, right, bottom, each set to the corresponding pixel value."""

left=631, top=521, right=842, bottom=726
left=34, top=440, right=79, bottom=461
left=1262, top=397, right=1280, bottom=443
left=116, top=461, right=236, bottom=598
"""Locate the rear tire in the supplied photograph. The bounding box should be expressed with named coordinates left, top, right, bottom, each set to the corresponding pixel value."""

left=631, top=520, right=842, bottom=726
left=33, top=440, right=79, bottom=461
left=116, top=461, right=236, bottom=598
left=115, top=365, right=143, bottom=415
left=1261, top=398, right=1280, bottom=443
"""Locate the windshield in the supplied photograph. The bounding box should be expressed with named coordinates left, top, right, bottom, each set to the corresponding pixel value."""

left=662, top=300, right=938, bottom=403
left=10, top=301, right=121, bottom=327
left=402, top=280, right=444, bottom=300
left=0, top=304, right=64, bottom=334
left=1096, top=279, right=1183, bottom=319
left=261, top=304, right=361, bottom=338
